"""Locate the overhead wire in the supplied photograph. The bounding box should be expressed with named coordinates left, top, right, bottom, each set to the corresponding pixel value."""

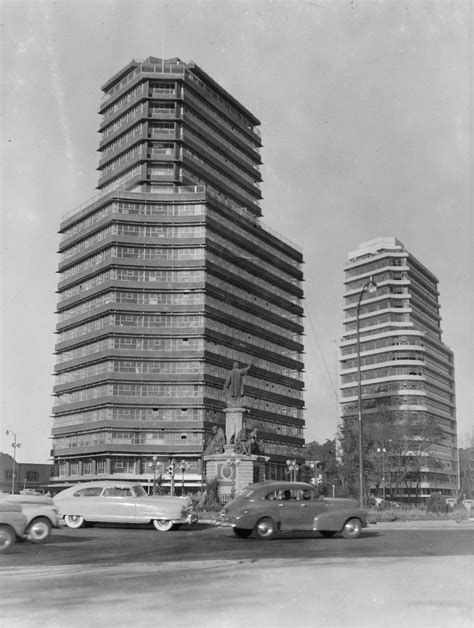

left=304, top=304, right=339, bottom=409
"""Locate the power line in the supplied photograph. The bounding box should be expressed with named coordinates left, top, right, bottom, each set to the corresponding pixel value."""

left=304, top=305, right=339, bottom=407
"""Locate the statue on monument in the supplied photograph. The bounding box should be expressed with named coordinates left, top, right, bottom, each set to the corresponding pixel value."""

left=203, top=425, right=226, bottom=455
left=223, top=360, right=254, bottom=407
left=234, top=427, right=264, bottom=456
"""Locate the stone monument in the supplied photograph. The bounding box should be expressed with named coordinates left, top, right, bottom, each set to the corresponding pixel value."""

left=203, top=361, right=269, bottom=500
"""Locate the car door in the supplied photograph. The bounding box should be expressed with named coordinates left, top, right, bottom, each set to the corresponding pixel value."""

left=275, top=489, right=303, bottom=530
left=62, top=486, right=104, bottom=520
left=278, top=489, right=327, bottom=531
left=96, top=487, right=136, bottom=523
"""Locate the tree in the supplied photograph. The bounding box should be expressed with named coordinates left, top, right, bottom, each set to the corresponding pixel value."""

left=303, top=439, right=342, bottom=495
left=339, top=405, right=446, bottom=504
left=459, top=447, right=473, bottom=500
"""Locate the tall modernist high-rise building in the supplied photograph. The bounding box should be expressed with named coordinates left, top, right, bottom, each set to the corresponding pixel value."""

left=50, top=57, right=305, bottom=488
left=339, top=237, right=458, bottom=498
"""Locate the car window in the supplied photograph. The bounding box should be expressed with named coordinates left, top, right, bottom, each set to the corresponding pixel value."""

left=73, top=487, right=103, bottom=497
left=264, top=491, right=279, bottom=500
left=297, top=489, right=319, bottom=501
left=239, top=487, right=255, bottom=498
left=132, top=485, right=147, bottom=497
left=103, top=487, right=133, bottom=497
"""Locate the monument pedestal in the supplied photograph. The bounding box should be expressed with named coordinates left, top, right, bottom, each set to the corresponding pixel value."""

left=204, top=404, right=269, bottom=500
left=204, top=444, right=269, bottom=501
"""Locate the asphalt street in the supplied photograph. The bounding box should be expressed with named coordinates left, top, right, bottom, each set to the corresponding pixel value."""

left=1, top=522, right=473, bottom=628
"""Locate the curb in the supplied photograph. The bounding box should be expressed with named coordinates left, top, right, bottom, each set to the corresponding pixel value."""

left=369, top=519, right=474, bottom=530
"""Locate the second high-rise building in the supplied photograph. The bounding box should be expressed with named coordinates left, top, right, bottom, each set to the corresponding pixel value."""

left=339, top=237, right=458, bottom=500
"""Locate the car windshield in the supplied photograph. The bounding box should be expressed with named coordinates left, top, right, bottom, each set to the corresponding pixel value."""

left=238, top=487, right=256, bottom=498
left=132, top=484, right=147, bottom=497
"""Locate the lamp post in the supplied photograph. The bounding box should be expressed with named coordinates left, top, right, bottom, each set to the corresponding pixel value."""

left=286, top=459, right=299, bottom=482
left=168, top=459, right=176, bottom=496
left=151, top=456, right=161, bottom=495
left=226, top=453, right=241, bottom=499
left=5, top=430, right=21, bottom=494
left=179, top=459, right=187, bottom=495
left=356, top=276, right=377, bottom=508
left=377, top=447, right=386, bottom=501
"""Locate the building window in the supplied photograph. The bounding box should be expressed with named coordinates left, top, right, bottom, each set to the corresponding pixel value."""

left=111, top=458, right=135, bottom=473
left=26, top=472, right=39, bottom=482
left=5, top=471, right=13, bottom=480
left=83, top=461, right=93, bottom=475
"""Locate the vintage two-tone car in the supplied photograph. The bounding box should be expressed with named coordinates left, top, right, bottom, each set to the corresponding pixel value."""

left=0, top=501, right=28, bottom=553
left=216, top=481, right=368, bottom=540
left=53, top=481, right=198, bottom=531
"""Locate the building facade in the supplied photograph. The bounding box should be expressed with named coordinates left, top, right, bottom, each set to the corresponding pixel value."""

left=50, top=57, right=305, bottom=489
left=0, top=453, right=53, bottom=495
left=339, top=237, right=458, bottom=499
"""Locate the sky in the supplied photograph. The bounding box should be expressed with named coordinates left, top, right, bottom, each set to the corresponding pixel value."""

left=1, top=0, right=472, bottom=463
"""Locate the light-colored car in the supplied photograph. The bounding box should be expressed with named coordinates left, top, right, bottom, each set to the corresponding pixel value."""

left=0, top=501, right=28, bottom=553
left=0, top=493, right=60, bottom=543
left=216, top=481, right=368, bottom=540
left=53, top=481, right=198, bottom=531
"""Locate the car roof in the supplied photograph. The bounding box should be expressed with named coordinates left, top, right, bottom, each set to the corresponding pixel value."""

left=57, top=481, right=139, bottom=493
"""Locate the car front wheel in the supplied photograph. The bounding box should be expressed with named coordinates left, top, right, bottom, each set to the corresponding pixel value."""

left=233, top=527, right=252, bottom=538
left=26, top=517, right=52, bottom=543
left=64, top=515, right=85, bottom=529
left=153, top=519, right=174, bottom=532
left=0, top=525, right=16, bottom=553
left=341, top=517, right=362, bottom=539
left=254, top=517, right=276, bottom=540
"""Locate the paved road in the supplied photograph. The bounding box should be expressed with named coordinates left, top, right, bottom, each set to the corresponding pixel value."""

left=2, top=521, right=474, bottom=566
left=1, top=523, right=473, bottom=627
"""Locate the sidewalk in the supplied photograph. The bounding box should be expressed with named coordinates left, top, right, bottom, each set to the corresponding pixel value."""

left=369, top=518, right=474, bottom=530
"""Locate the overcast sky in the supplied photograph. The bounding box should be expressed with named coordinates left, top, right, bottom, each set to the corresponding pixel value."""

left=1, top=0, right=472, bottom=463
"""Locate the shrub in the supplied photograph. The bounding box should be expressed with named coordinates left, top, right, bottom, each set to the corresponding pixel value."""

left=200, top=477, right=222, bottom=512
left=426, top=492, right=445, bottom=514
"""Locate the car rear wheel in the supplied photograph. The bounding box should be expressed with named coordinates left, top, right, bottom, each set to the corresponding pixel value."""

left=320, top=530, right=337, bottom=538
left=153, top=519, right=174, bottom=532
left=233, top=527, right=252, bottom=538
left=341, top=517, right=362, bottom=539
left=64, top=515, right=85, bottom=529
left=26, top=517, right=52, bottom=543
left=254, top=517, right=276, bottom=540
left=0, top=525, right=16, bottom=553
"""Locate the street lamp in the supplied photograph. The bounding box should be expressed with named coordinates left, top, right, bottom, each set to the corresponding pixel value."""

left=377, top=447, right=387, bottom=502
left=151, top=456, right=162, bottom=495
left=356, top=276, right=377, bottom=508
left=286, top=459, right=299, bottom=482
left=226, top=453, right=241, bottom=499
left=5, top=430, right=21, bottom=494
left=179, top=459, right=187, bottom=495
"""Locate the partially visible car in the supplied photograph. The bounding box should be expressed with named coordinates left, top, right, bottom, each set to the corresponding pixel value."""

left=0, top=501, right=28, bottom=553
left=0, top=492, right=60, bottom=543
left=53, top=481, right=198, bottom=531
left=216, top=481, right=368, bottom=540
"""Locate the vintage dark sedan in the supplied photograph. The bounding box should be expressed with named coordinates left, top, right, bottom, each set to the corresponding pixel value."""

left=216, top=481, right=368, bottom=540
left=54, top=481, right=198, bottom=531
left=0, top=501, right=28, bottom=552
left=2, top=493, right=60, bottom=543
